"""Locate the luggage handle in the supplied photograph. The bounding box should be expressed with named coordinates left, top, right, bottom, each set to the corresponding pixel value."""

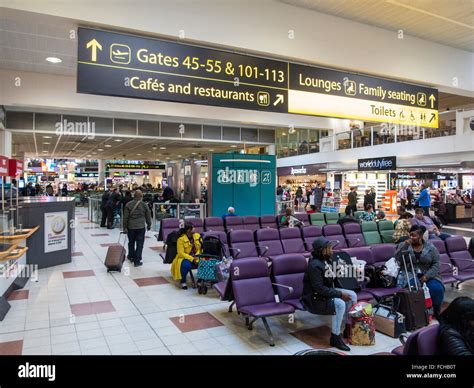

left=401, top=252, right=418, bottom=292
left=119, top=231, right=128, bottom=244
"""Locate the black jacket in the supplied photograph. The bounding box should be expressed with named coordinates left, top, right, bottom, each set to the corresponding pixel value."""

left=303, top=255, right=343, bottom=300
left=439, top=324, right=474, bottom=356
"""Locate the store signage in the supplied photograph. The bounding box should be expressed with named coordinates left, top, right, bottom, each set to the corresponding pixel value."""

left=358, top=156, right=396, bottom=171
left=396, top=174, right=417, bottom=179
left=44, top=211, right=68, bottom=253
left=75, top=172, right=99, bottom=178
left=8, top=159, right=24, bottom=177
left=291, top=167, right=307, bottom=175
left=0, top=156, right=8, bottom=177
left=78, top=28, right=438, bottom=128
left=106, top=162, right=165, bottom=170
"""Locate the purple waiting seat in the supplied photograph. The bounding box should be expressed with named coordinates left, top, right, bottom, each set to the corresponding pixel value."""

left=342, top=223, right=366, bottom=247
left=271, top=255, right=307, bottom=310
left=341, top=247, right=374, bottom=265
left=189, top=218, right=204, bottom=234
left=228, top=230, right=262, bottom=260
left=242, top=216, right=260, bottom=232
left=302, top=226, right=323, bottom=252
left=279, top=227, right=310, bottom=257
left=295, top=213, right=309, bottom=225
left=430, top=240, right=457, bottom=285
left=370, top=244, right=396, bottom=267
left=322, top=224, right=348, bottom=249
left=417, top=324, right=440, bottom=355
left=225, top=216, right=245, bottom=232
left=260, top=215, right=278, bottom=229
left=159, top=218, right=180, bottom=242
left=445, top=237, right=474, bottom=284
left=204, top=217, right=225, bottom=232
left=231, top=258, right=295, bottom=346
left=255, top=228, right=303, bottom=261
left=392, top=326, right=424, bottom=355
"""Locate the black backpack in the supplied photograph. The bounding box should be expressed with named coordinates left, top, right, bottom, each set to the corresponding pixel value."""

left=201, top=235, right=225, bottom=259
left=163, top=231, right=179, bottom=264
left=332, top=251, right=361, bottom=292
left=365, top=265, right=396, bottom=288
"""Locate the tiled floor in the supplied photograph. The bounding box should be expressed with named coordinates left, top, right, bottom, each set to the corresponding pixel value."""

left=0, top=207, right=473, bottom=356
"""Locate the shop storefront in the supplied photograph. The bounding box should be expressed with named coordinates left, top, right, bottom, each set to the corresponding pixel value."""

left=277, top=164, right=327, bottom=193
left=105, top=161, right=165, bottom=188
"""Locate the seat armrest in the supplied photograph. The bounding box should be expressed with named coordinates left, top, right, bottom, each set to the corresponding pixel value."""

left=256, top=245, right=269, bottom=256
left=272, top=283, right=294, bottom=297
left=228, top=247, right=241, bottom=258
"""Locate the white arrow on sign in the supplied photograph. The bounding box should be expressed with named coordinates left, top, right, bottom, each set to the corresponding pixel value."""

left=273, top=94, right=284, bottom=106
left=429, top=94, right=436, bottom=109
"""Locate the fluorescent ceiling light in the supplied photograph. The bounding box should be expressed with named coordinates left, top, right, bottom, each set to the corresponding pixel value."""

left=46, top=57, right=62, bottom=63
left=105, top=145, right=112, bottom=148
left=160, top=147, right=166, bottom=150
left=97, top=148, right=104, bottom=151
left=43, top=142, right=50, bottom=145
left=114, top=139, right=122, bottom=142
left=43, top=136, right=52, bottom=139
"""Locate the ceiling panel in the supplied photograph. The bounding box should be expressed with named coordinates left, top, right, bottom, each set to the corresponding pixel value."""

left=280, top=0, right=474, bottom=52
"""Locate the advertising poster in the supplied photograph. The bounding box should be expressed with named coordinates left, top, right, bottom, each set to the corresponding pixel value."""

left=44, top=211, right=68, bottom=253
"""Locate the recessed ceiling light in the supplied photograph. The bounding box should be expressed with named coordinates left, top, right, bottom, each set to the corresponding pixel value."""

left=43, top=136, right=52, bottom=139
left=46, top=57, right=62, bottom=64
left=97, top=148, right=104, bottom=151
left=92, top=152, right=97, bottom=155
left=177, top=155, right=182, bottom=157
left=209, top=149, right=214, bottom=152
left=160, top=146, right=166, bottom=150
left=105, top=145, right=112, bottom=148
left=42, top=150, right=48, bottom=153
left=136, top=153, right=142, bottom=156
left=191, top=152, right=197, bottom=155
left=147, top=150, right=151, bottom=153
left=114, top=139, right=122, bottom=142
left=87, top=154, right=92, bottom=157
left=43, top=142, right=50, bottom=145
left=231, top=145, right=237, bottom=148
left=166, top=157, right=170, bottom=160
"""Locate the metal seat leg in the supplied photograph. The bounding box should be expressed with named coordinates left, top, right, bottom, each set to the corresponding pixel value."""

left=261, top=317, right=275, bottom=346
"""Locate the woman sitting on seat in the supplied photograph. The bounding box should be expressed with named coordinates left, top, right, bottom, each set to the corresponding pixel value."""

left=171, top=222, right=201, bottom=289
left=439, top=296, right=474, bottom=356
left=360, top=204, right=376, bottom=222
left=393, top=212, right=413, bottom=243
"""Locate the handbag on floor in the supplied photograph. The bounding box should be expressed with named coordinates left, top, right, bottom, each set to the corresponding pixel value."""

left=373, top=304, right=406, bottom=338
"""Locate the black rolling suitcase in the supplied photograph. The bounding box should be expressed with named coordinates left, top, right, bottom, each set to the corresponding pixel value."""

left=395, top=252, right=428, bottom=331
left=104, top=233, right=126, bottom=272
left=333, top=251, right=361, bottom=292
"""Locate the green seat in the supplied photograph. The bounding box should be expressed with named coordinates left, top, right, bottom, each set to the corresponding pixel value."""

left=354, top=211, right=364, bottom=221
left=310, top=213, right=326, bottom=226
left=378, top=220, right=395, bottom=243
left=361, top=221, right=382, bottom=245
left=325, top=213, right=339, bottom=224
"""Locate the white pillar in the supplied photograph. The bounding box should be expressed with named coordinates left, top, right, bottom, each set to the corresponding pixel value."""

left=267, top=144, right=276, bottom=155
left=0, top=130, right=12, bottom=158
left=98, top=159, right=105, bottom=186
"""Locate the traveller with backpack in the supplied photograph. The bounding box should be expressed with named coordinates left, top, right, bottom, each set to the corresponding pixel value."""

left=170, top=222, right=202, bottom=289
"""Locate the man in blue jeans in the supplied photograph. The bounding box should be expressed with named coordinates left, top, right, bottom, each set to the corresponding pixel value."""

left=411, top=208, right=451, bottom=240
left=123, top=190, right=152, bottom=267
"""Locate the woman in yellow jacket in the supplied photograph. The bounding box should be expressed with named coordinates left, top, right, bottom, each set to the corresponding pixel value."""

left=171, top=222, right=202, bottom=289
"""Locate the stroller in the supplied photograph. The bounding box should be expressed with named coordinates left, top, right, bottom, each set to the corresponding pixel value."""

left=196, top=236, right=225, bottom=295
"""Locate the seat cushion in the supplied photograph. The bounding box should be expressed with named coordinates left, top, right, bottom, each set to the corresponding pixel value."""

left=454, top=271, right=474, bottom=282
left=365, top=287, right=402, bottom=298
left=239, top=302, right=295, bottom=317
left=391, top=345, right=404, bottom=356
left=213, top=281, right=227, bottom=298
left=441, top=275, right=458, bottom=284
left=283, top=299, right=304, bottom=310
left=356, top=290, right=374, bottom=301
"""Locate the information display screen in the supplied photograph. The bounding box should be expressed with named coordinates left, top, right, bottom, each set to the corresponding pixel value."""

left=78, top=27, right=438, bottom=128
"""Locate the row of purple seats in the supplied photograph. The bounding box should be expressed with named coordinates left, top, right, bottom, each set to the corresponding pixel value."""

left=159, top=214, right=315, bottom=242
left=392, top=324, right=440, bottom=355
left=430, top=237, right=474, bottom=286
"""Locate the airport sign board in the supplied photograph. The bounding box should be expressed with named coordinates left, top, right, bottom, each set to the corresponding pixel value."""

left=78, top=28, right=438, bottom=128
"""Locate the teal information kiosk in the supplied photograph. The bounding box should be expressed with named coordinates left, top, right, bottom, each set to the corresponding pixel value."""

left=208, top=153, right=276, bottom=217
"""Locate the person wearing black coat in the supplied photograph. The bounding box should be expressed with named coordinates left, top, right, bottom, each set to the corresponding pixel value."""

left=302, top=237, right=357, bottom=351
left=100, top=190, right=110, bottom=227
left=439, top=297, right=474, bottom=356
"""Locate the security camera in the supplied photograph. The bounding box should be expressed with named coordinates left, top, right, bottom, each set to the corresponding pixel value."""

left=470, top=116, right=474, bottom=131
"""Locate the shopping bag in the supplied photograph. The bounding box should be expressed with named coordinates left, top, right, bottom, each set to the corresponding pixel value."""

left=349, top=302, right=376, bottom=346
